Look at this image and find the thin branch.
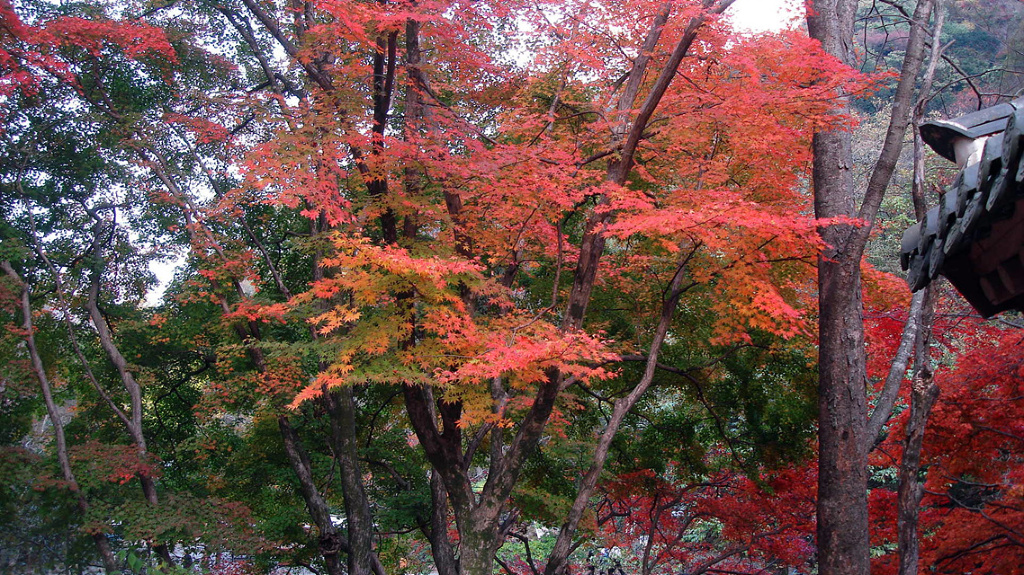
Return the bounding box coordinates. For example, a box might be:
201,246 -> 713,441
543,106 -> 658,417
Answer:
866,289 -> 926,446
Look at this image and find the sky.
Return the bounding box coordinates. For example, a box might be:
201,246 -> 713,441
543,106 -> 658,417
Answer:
728,0 -> 803,33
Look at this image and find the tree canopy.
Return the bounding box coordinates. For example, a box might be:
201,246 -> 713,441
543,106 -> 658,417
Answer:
1,0 -> 1023,574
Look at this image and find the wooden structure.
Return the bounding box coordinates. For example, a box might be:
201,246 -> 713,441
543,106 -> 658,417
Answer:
900,97 -> 1024,317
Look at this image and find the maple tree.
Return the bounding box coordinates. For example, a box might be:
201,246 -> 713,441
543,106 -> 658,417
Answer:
916,324 -> 1024,573
211,1 -> 863,573
859,301 -> 1024,575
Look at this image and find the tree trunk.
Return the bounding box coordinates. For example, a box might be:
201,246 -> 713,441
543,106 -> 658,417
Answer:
897,9 -> 946,564
897,287 -> 937,575
896,286 -> 939,575
458,529 -> 504,575
425,471 -> 459,575
278,416 -> 347,575
814,247 -> 871,575
806,3 -> 866,573
2,261 -> 119,574
896,383 -> 938,575
806,1 -> 934,574
84,217 -> 176,567
325,388 -> 376,575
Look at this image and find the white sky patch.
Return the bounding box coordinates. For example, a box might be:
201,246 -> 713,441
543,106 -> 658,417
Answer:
146,253 -> 186,307
727,0 -> 803,34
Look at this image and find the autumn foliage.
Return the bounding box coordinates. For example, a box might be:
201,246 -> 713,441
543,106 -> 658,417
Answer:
916,326 -> 1024,572
2,0 -> 1024,574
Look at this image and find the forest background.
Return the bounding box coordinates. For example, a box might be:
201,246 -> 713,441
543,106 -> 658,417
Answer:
1,0 -> 1023,574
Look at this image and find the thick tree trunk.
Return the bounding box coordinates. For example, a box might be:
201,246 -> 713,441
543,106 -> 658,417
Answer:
325,388 -> 376,575
458,529 -> 505,575
809,84 -> 868,570
806,1 -> 934,574
815,248 -> 872,575
278,416 -> 347,575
